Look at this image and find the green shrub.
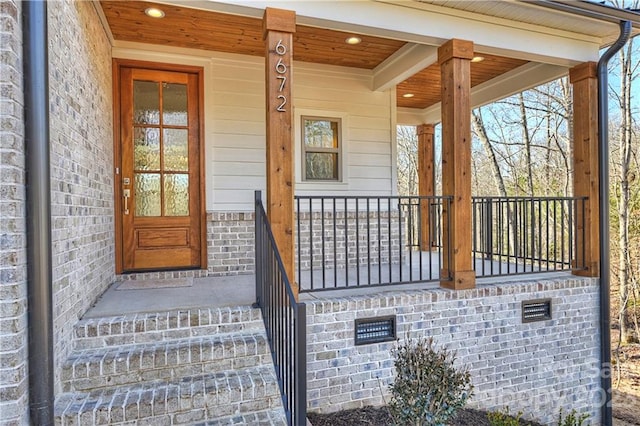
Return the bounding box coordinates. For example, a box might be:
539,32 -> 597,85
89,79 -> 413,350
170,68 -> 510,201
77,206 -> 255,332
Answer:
487,407 -> 523,426
388,336 -> 473,426
557,409 -> 589,426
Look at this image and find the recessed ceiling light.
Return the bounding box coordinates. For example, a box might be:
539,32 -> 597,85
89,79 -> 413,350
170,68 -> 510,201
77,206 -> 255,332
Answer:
402,93 -> 415,98
145,7 -> 165,18
345,36 -> 362,45
471,56 -> 485,63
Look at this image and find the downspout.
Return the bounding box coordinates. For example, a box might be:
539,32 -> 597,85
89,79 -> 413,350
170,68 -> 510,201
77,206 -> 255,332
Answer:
597,20 -> 631,426
23,1 -> 54,424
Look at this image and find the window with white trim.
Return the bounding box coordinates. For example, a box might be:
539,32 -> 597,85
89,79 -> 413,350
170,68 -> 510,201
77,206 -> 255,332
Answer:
302,116 -> 342,181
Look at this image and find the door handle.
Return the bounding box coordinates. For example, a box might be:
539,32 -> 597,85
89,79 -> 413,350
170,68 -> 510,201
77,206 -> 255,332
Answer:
123,189 -> 130,215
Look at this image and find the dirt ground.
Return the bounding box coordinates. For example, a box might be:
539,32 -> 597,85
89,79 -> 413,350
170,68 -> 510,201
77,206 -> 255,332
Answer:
613,342 -> 640,425
307,406 -> 544,426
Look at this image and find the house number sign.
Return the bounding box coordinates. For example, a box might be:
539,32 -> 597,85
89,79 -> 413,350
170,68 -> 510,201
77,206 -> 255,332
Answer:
274,39 -> 288,112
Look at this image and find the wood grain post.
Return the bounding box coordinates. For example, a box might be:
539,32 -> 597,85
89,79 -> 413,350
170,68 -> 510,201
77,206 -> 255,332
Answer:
570,62 -> 599,277
417,124 -> 436,251
263,8 -> 297,295
438,39 -> 476,290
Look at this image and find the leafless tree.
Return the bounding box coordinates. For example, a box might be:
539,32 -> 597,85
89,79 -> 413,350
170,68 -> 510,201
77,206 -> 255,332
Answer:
397,125 -> 419,196
609,4 -> 640,343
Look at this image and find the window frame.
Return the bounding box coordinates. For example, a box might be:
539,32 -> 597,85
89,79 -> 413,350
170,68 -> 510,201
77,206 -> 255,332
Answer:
301,115 -> 343,182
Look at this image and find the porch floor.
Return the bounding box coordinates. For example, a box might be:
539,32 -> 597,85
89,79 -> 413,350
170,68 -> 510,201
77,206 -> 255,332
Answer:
296,250 -> 568,293
83,274 -> 256,318
84,266 -> 574,319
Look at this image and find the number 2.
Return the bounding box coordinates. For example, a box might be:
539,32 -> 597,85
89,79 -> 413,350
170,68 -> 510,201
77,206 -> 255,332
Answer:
277,95 -> 286,112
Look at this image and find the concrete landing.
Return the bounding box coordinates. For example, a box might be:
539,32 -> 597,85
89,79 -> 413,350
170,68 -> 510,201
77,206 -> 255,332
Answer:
84,274 -> 256,318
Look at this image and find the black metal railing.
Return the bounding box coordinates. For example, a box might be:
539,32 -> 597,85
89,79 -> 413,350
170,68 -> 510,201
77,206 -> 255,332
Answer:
255,191 -> 306,426
295,195 -> 452,292
472,196 -> 587,276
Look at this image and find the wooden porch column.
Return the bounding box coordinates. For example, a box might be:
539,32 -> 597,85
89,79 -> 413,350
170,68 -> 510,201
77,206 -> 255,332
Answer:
417,124 -> 436,250
570,62 -> 599,277
263,8 -> 297,293
438,39 -> 476,290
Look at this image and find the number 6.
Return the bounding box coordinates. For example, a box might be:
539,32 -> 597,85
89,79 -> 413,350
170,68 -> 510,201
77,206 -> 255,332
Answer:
275,39 -> 287,55
276,58 -> 287,74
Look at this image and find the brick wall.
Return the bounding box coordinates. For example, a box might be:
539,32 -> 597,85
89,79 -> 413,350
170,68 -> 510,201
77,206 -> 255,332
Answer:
0,1 -> 29,424
305,276 -> 601,424
207,212 -> 256,275
296,211 -> 403,271
205,210 -> 405,277
48,1 -> 114,393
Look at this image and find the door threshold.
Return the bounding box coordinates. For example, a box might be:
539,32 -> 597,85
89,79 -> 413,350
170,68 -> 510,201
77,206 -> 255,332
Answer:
117,269 -> 210,281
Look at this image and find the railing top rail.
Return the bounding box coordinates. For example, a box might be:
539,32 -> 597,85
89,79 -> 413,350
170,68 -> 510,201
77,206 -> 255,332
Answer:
472,195 -> 588,201
293,194 -> 585,201
294,195 -> 453,200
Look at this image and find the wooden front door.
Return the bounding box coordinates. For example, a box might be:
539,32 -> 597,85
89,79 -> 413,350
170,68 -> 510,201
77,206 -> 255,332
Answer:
116,62 -> 204,272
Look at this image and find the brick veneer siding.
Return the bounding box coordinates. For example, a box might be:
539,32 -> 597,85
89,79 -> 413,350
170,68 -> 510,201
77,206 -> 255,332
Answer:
48,0 -> 114,394
205,210 -> 405,277
296,211 -> 403,271
306,277 -> 601,424
0,1 -> 29,424
207,212 -> 256,275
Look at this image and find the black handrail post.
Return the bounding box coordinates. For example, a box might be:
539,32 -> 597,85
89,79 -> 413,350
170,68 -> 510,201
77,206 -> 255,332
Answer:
255,190 -> 262,306
295,303 -> 307,426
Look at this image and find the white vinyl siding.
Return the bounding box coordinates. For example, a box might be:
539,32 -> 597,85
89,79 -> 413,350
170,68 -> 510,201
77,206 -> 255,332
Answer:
206,53 -> 395,211
207,55 -> 266,211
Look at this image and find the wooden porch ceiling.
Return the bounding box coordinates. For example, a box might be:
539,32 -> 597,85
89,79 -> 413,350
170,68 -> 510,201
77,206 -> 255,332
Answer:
100,1 -> 527,110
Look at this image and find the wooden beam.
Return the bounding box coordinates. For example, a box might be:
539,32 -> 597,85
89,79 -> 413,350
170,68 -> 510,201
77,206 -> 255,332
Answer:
438,39 -> 476,290
570,61 -> 599,277
373,43 -> 438,92
397,63 -> 569,126
417,124 -> 436,250
263,8 -> 297,295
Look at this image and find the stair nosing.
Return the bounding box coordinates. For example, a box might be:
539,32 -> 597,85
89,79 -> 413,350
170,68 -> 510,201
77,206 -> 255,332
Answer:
55,366 -> 282,420
73,306 -> 265,350
62,331 -> 272,392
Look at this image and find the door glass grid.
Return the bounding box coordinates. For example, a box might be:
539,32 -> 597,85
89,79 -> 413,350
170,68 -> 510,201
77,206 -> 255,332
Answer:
133,80 -> 190,217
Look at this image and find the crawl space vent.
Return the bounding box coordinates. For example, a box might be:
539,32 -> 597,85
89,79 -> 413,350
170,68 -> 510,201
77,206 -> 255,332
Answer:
522,299 -> 552,323
355,316 -> 396,345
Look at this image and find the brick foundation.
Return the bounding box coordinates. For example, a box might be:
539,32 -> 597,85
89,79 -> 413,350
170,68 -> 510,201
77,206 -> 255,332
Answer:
305,276 -> 601,424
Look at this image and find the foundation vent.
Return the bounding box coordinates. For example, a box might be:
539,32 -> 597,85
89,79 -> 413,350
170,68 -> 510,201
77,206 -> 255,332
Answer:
522,299 -> 552,323
355,316 -> 396,345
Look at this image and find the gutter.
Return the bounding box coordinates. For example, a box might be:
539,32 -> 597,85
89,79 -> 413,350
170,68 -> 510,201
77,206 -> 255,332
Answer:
23,1 -> 54,424
524,0 -> 640,27
597,20 -> 632,426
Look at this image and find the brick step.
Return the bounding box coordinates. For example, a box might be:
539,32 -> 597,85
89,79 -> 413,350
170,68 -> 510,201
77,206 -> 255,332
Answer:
54,366 -> 285,426
193,408 -> 288,425
73,306 -> 263,350
62,332 -> 270,392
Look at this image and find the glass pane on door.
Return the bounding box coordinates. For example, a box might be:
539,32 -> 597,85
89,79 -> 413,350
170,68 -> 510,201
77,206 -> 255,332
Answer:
163,83 -> 188,126
135,173 -> 161,217
134,127 -> 160,170
133,81 -> 160,125
163,128 -> 189,171
164,174 -> 189,216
